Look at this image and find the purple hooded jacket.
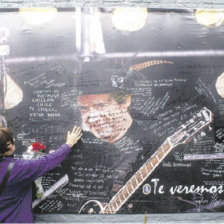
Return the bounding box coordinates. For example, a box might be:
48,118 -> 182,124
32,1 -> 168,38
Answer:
0,143 -> 71,223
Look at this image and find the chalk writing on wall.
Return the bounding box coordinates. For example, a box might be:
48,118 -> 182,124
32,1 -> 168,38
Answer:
2,8 -> 224,214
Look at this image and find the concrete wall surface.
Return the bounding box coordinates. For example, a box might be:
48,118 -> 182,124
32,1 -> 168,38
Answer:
34,213 -> 224,223
0,0 -> 223,8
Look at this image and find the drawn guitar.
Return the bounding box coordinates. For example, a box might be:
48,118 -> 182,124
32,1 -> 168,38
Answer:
79,107 -> 213,214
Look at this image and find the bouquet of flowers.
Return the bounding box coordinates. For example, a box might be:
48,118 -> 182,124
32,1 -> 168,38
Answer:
24,142 -> 46,199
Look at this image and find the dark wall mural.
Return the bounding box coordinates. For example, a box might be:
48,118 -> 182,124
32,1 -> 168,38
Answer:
1,7 -> 224,214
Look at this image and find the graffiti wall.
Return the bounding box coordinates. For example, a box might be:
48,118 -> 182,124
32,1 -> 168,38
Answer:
1,8 -> 224,213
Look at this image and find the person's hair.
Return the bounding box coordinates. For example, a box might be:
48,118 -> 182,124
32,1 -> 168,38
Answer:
0,127 -> 13,154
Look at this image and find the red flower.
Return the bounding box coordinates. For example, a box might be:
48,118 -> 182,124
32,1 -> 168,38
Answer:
31,142 -> 46,151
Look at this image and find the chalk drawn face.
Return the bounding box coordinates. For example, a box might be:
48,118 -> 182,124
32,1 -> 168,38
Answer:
77,93 -> 133,143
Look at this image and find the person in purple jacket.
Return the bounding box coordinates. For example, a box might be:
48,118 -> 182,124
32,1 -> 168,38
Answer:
0,125 -> 82,223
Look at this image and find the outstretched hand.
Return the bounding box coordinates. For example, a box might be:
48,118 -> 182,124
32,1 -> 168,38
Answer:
66,126 -> 82,147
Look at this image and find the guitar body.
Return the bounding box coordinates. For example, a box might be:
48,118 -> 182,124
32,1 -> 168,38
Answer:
79,200 -> 106,214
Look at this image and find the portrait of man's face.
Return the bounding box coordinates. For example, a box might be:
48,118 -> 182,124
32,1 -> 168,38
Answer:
77,93 -> 133,143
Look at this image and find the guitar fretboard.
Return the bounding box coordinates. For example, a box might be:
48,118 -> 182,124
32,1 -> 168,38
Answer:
104,140 -> 171,214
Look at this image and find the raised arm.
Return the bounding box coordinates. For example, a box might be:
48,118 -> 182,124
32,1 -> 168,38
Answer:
10,126 -> 82,187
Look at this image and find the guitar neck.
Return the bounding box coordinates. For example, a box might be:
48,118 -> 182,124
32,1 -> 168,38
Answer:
104,139 -> 172,214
